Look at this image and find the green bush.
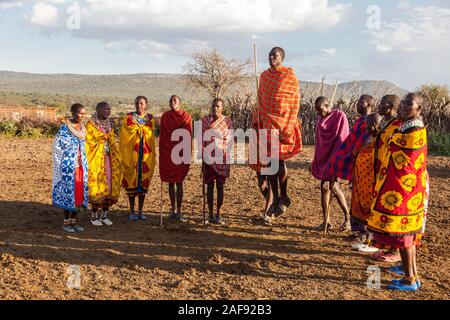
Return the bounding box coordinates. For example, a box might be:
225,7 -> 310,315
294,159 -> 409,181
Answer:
0,120 -> 19,137
428,131 -> 450,156
0,118 -> 60,138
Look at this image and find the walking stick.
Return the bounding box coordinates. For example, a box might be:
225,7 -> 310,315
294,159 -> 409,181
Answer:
253,37 -> 272,221
323,81 -> 339,236
160,179 -> 163,227
202,161 -> 206,227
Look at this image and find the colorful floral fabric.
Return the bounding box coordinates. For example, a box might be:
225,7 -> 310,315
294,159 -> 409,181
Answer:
85,120 -> 122,205
368,120 -> 428,236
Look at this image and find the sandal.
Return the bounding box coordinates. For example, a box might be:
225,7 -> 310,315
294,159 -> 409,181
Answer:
260,198 -> 279,220
70,219 -> 84,232
137,214 -> 148,221
339,221 -> 351,232
168,210 -> 178,220
392,278 -> 421,289
381,253 -> 401,263
63,224 -> 77,233
316,222 -> 333,231
371,251 -> 401,263
215,216 -> 225,225
358,244 -> 379,253
387,278 -> 419,291
176,212 -> 188,223
91,218 -> 103,227
264,214 -> 274,225
274,197 -> 291,217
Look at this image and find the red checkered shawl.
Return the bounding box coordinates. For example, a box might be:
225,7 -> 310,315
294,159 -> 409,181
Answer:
253,66 -> 302,162
159,109 -> 192,183
201,114 -> 233,179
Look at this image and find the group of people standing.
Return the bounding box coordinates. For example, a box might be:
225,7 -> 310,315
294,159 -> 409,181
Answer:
311,92 -> 428,292
51,47 -> 428,292
52,94 -> 233,228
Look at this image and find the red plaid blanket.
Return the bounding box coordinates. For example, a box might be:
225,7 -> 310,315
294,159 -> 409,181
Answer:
253,66 -> 302,162
159,109 -> 192,183
201,114 -> 233,179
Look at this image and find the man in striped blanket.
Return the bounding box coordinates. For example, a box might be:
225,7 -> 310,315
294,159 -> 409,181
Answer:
252,47 -> 302,223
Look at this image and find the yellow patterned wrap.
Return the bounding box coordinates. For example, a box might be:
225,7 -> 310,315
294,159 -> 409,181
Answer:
85,121 -> 122,204
119,113 -> 156,194
368,124 -> 428,236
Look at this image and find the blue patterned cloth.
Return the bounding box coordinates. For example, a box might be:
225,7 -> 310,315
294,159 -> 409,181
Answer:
52,124 -> 89,212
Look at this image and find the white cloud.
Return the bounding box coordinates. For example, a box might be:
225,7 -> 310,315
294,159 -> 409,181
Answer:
29,2 -> 59,27
370,6 -> 450,53
0,1 -> 22,10
25,0 -> 350,58
75,0 -> 349,33
364,6 -> 450,89
322,48 -> 337,56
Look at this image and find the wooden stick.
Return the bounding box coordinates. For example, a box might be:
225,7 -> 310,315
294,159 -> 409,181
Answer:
160,180 -> 163,226
343,81 -> 356,97
253,42 -> 259,92
253,40 -> 267,220
320,76 -> 326,96
202,162 -> 206,227
303,83 -> 309,99
330,78 -> 339,108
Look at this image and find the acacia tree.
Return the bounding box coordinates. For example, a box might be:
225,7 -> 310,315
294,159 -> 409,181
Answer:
183,49 -> 251,99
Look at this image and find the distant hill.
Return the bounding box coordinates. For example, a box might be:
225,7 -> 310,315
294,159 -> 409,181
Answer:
0,71 -> 408,110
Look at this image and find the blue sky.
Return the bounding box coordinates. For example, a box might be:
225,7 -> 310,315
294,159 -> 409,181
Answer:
0,0 -> 449,90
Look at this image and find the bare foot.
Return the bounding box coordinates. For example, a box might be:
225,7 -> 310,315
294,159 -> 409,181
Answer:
316,222 -> 333,231
339,221 -> 351,232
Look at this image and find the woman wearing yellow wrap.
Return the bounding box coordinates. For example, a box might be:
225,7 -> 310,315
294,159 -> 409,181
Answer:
86,102 -> 122,226
119,96 -> 156,221
368,93 -> 429,291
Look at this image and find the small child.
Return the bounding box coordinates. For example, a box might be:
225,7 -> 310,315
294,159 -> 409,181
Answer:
200,98 -> 233,225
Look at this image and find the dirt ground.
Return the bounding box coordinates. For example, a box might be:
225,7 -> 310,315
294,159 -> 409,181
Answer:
0,136 -> 449,300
